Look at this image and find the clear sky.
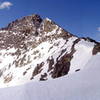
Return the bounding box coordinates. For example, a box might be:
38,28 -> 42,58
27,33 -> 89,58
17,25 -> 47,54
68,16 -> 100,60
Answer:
0,0 -> 100,41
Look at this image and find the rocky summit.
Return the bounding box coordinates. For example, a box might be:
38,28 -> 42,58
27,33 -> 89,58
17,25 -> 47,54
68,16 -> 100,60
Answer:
0,14 -> 100,88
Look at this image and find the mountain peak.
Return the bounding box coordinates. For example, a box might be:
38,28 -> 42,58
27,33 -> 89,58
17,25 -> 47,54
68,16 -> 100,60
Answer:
0,14 -> 72,49
1,14 -> 42,31
0,14 -> 100,88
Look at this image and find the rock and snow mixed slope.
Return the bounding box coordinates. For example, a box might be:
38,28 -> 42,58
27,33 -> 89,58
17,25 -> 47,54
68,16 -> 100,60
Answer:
0,54 -> 100,100
0,14 -> 100,88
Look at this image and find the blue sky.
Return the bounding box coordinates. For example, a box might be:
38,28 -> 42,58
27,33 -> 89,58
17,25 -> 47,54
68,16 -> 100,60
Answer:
0,0 -> 100,41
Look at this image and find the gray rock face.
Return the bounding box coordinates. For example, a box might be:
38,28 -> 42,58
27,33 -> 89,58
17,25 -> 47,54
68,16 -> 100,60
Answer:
4,14 -> 42,32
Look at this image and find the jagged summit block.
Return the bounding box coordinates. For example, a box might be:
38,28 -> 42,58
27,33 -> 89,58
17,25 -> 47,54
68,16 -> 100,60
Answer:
0,14 -> 100,88
4,14 -> 42,32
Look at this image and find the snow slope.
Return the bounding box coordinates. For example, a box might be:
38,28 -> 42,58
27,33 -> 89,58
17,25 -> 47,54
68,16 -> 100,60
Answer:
0,53 -> 100,100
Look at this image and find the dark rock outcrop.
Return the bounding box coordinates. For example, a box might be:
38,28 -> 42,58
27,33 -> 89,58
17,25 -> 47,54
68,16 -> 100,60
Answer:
92,43 -> 100,55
